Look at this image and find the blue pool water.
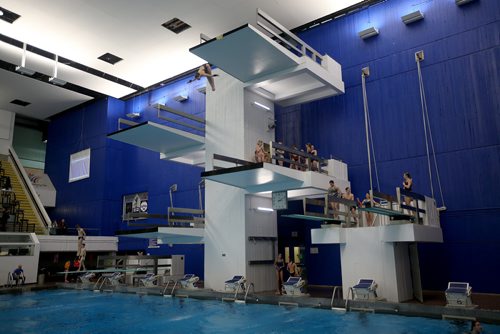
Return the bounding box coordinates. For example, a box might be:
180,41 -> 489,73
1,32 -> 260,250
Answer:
0,290 -> 499,334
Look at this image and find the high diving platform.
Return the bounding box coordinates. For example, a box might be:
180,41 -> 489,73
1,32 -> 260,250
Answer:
107,120 -> 205,167
116,227 -> 204,244
190,9 -> 344,106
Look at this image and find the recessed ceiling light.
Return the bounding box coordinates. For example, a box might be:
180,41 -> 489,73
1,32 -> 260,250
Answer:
0,6 -> 21,23
162,18 -> 191,34
10,99 -> 31,107
98,52 -> 123,65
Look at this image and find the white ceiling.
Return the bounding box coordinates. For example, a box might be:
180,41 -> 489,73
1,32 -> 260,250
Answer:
0,0 -> 363,120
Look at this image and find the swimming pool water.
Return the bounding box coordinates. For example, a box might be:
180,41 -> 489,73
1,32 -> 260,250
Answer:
0,290 -> 499,334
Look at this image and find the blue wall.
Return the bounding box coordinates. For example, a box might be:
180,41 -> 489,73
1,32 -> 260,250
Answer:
276,0 -> 500,292
45,75 -> 207,278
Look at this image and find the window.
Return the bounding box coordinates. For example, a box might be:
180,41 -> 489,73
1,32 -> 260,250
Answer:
69,148 -> 90,183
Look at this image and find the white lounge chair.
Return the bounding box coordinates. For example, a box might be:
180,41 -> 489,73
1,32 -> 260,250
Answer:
352,279 -> 378,301
445,282 -> 472,307
224,275 -> 246,292
140,273 -> 159,287
283,276 -> 306,296
179,274 -> 199,289
78,272 -> 95,284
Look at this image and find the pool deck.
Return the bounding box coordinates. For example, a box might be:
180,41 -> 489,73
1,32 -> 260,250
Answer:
2,283 -> 500,324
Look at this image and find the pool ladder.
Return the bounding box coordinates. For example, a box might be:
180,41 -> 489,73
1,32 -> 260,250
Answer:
330,285 -> 345,311
162,279 -> 178,297
222,282 -> 254,303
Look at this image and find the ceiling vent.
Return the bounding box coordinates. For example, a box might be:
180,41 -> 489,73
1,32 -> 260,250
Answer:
98,53 -> 123,65
10,99 -> 31,107
0,6 -> 21,24
162,18 -> 191,34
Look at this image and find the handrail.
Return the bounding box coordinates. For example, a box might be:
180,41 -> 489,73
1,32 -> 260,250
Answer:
153,103 -> 205,133
257,8 -> 323,64
162,279 -> 176,296
345,287 -> 354,310
117,118 -> 139,131
243,282 -> 255,302
8,147 -> 50,233
213,154 -> 254,167
330,285 -> 343,308
269,141 -> 327,173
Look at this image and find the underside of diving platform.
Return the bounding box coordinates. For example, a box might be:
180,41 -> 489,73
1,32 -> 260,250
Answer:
202,162 -> 332,196
190,24 -> 344,106
107,121 -> 205,167
116,227 -> 204,244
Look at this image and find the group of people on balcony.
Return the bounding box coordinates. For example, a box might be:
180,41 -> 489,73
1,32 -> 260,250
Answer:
254,140 -> 320,172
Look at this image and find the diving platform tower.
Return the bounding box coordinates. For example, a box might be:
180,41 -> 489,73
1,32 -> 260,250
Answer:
191,9 -> 345,292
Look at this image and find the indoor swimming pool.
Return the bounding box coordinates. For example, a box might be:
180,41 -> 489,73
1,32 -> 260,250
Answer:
1,290 -> 499,334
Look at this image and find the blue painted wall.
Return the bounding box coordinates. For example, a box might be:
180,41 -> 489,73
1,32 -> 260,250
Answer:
45,75 -> 207,278
276,0 -> 500,292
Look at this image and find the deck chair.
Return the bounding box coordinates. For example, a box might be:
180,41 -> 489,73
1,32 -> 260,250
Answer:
102,272 -> 123,286
283,276 -> 306,296
78,272 -> 95,284
224,275 -> 246,292
179,274 -> 199,289
352,279 -> 378,301
445,282 -> 472,307
139,273 -> 159,287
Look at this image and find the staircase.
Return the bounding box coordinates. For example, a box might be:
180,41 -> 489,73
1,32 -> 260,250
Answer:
1,160 -> 46,234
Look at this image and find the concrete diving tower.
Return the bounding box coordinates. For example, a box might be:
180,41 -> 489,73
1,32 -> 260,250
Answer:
190,9 -> 344,107
107,103 -> 206,167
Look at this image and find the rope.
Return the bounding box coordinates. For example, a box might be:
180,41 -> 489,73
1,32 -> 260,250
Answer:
362,70 -> 380,193
416,56 -> 446,208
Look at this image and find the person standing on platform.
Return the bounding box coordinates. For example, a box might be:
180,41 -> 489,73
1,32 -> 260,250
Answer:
328,180 -> 340,218
78,243 -> 87,271
76,224 -> 86,257
402,172 -> 413,206
274,253 -> 285,295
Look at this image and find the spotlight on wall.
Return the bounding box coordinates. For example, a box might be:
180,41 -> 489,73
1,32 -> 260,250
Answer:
197,86 -> 206,95
15,66 -> 35,76
358,27 -> 379,40
173,94 -> 188,102
126,112 -> 141,119
456,0 -> 477,6
253,101 -> 271,111
48,77 -> 67,86
401,10 -> 424,24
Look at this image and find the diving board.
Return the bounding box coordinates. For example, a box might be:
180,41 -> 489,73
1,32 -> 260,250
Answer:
116,227 -> 204,244
190,9 -> 344,106
107,121 -> 205,166
358,206 -> 414,221
202,162 -> 340,194
282,213 -> 342,223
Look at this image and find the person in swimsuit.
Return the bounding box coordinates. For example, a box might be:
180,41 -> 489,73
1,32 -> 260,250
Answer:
255,140 -> 266,163
290,145 -> 299,170
76,224 -> 86,257
188,63 -> 218,91
343,187 -> 357,224
275,253 -> 285,294
287,259 -> 297,277
402,172 -> 413,206
361,192 -> 374,226
328,180 -> 341,218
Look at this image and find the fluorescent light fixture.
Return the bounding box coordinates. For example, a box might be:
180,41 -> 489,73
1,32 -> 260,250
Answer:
15,66 -> 35,76
0,10 -> 3,16
253,101 -> 271,111
358,27 -> 379,39
456,0 -> 477,5
401,10 -> 424,24
173,94 -> 188,102
49,77 -> 67,86
256,207 -> 274,212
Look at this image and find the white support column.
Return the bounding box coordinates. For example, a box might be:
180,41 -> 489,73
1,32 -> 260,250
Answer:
204,70 -> 276,291
0,109 -> 15,155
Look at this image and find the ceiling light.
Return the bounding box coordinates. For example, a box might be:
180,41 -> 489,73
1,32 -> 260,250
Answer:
456,0 -> 477,5
256,207 -> 274,212
401,10 -> 424,24
173,94 -> 188,102
253,101 -> 271,111
0,10 -> 3,16
358,27 -> 379,39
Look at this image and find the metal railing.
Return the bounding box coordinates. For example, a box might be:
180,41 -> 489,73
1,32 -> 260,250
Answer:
330,285 -> 343,308
8,148 -> 50,233
256,9 -> 324,65
153,103 -> 206,133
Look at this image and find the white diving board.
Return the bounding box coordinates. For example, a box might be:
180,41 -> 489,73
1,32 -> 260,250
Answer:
190,23 -> 344,106
116,227 -> 204,245
107,121 -> 205,167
